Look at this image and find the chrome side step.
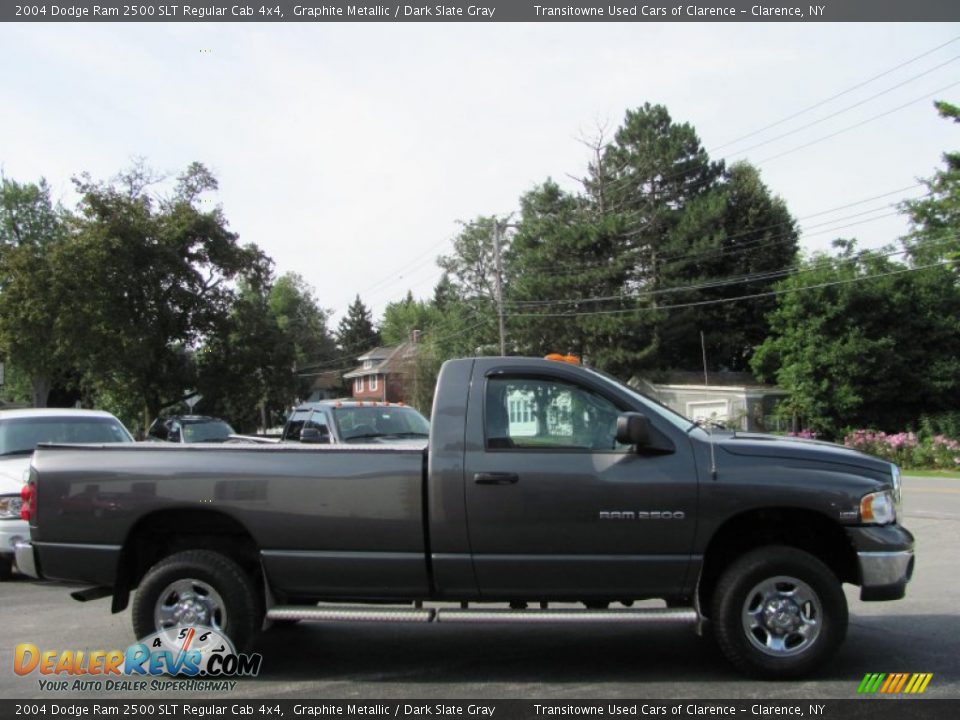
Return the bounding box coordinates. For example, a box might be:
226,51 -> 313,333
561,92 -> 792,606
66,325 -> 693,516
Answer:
436,607 -> 697,624
267,605 -> 697,625
268,606 -> 435,623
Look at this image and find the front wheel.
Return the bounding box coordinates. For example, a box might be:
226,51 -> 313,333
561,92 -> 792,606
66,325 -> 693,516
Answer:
711,546 -> 847,678
132,550 -> 261,651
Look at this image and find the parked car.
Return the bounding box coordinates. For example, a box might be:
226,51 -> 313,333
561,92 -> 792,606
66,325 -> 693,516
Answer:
281,400 -> 430,444
18,357 -> 912,677
147,415 -> 235,443
0,408 -> 133,579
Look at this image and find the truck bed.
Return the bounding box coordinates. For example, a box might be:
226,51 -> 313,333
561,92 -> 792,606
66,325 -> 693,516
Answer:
31,442 -> 430,598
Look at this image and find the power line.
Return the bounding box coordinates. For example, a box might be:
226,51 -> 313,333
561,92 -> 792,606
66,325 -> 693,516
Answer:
726,55 -> 960,158
757,80 -> 960,164
584,70 -> 958,205
710,35 -> 960,152
510,195 -> 921,279
505,239 -> 951,309
505,260 -> 955,319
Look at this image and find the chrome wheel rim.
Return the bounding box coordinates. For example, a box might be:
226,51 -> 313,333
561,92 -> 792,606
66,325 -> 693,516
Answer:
154,578 -> 226,632
741,575 -> 822,657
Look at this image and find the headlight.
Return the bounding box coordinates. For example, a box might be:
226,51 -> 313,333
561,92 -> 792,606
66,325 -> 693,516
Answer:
860,490 -> 896,525
0,495 -> 23,519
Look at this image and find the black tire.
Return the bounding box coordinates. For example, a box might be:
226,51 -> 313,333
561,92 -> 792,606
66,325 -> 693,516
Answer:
132,550 -> 261,651
0,556 -> 13,581
711,545 -> 847,679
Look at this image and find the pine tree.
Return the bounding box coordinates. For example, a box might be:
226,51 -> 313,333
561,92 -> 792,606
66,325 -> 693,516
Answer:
336,295 -> 380,355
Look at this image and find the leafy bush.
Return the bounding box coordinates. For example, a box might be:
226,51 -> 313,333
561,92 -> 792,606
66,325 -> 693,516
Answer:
843,429 -> 960,470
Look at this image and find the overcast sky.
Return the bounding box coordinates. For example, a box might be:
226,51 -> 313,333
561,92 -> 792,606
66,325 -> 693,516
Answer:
2,21 -> 958,324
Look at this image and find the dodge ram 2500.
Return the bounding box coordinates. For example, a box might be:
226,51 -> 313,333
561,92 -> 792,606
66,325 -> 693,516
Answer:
16,357 -> 914,678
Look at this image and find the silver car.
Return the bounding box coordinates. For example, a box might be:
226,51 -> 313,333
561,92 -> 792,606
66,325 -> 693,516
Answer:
0,408 -> 133,579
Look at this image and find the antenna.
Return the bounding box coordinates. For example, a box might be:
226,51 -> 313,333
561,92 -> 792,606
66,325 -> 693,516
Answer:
701,331 -> 718,480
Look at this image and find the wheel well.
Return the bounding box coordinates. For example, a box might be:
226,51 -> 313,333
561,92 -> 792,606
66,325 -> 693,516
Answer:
112,509 -> 260,613
697,508 -> 858,615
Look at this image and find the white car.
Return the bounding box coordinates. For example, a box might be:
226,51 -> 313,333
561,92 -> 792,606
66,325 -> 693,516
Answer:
0,408 -> 134,579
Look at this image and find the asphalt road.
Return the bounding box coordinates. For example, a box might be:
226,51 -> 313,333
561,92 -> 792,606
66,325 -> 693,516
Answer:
1,474 -> 957,700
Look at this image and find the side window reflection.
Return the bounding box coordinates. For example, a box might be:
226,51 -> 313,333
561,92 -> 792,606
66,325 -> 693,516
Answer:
485,376 -> 629,451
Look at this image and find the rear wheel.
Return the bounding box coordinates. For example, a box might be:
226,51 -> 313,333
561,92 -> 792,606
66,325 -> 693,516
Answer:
711,545 -> 847,678
0,556 -> 13,581
132,550 -> 261,650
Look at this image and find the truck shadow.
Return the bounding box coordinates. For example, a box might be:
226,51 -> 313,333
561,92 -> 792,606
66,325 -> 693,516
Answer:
245,613 -> 960,686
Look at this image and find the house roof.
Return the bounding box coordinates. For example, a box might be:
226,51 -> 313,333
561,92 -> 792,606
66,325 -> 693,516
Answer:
309,370 -> 342,391
343,342 -> 418,379
647,371 -> 773,389
356,346 -> 395,361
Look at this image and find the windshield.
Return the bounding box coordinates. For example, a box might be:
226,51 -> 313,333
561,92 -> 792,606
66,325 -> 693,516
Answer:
333,406 -> 430,442
181,419 -> 235,443
0,416 -> 133,456
581,366 -> 699,433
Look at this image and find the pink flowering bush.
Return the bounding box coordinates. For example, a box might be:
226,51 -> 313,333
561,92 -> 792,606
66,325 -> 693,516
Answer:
787,429 -> 820,440
844,429 -> 960,469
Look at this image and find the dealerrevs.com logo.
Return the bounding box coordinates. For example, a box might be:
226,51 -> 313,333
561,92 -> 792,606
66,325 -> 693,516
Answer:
14,626 -> 262,692
857,672 -> 934,695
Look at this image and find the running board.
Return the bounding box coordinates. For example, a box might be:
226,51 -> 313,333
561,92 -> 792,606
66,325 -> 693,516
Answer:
267,605 -> 697,625
268,606 -> 435,623
436,607 -> 697,624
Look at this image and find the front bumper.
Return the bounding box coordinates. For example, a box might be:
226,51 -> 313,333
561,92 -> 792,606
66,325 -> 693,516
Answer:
0,519 -> 28,558
847,525 -> 915,601
14,541 -> 38,579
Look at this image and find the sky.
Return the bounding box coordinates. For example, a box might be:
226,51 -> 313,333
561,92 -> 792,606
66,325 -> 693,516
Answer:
2,21 -> 959,325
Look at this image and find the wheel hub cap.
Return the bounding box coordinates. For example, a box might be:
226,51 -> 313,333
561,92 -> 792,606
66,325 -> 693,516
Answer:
763,598 -> 802,633
154,578 -> 226,633
741,575 -> 822,657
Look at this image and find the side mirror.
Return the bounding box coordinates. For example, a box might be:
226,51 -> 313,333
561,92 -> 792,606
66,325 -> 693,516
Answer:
616,412 -> 650,448
300,427 -> 329,444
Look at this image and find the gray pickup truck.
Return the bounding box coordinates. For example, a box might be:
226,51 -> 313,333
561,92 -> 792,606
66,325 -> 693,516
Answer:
16,357 -> 913,678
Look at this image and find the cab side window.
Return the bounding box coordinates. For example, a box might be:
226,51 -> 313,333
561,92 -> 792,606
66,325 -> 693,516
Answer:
485,376 -> 629,451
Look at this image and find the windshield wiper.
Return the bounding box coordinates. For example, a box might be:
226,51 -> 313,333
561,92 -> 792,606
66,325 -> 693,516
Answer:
0,449 -> 35,457
381,432 -> 429,437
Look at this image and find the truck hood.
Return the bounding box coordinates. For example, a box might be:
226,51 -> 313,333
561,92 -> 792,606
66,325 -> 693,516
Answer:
0,456 -> 30,495
718,432 -> 891,474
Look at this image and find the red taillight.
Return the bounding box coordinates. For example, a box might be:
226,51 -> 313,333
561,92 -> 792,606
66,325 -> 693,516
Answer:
20,482 -> 34,521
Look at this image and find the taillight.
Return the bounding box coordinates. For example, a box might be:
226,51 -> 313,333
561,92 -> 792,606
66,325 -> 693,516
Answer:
20,481 -> 35,521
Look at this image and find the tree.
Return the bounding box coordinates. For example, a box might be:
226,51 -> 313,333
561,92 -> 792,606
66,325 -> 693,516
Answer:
0,177 -> 70,407
195,277 -> 293,432
336,295 -> 380,355
901,101 -> 960,271
656,162 -> 800,371
269,273 -> 337,398
61,161 -> 267,430
506,180 -> 630,365
380,291 -> 439,346
194,271 -> 337,432
505,110 -> 797,376
588,103 -> 724,371
752,241 -> 960,437
431,273 -> 457,312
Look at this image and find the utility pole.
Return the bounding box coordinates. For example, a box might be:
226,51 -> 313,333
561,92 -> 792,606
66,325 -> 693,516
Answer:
460,215 -> 514,356
492,218 -> 507,356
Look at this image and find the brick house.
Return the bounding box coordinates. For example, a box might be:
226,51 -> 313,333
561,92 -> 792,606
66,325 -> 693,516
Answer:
342,340 -> 419,404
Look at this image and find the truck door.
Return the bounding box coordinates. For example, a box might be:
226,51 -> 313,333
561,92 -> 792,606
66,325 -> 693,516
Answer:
463,369 -> 698,599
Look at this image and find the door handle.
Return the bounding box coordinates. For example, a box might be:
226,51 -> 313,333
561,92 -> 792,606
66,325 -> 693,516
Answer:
474,472 -> 519,485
